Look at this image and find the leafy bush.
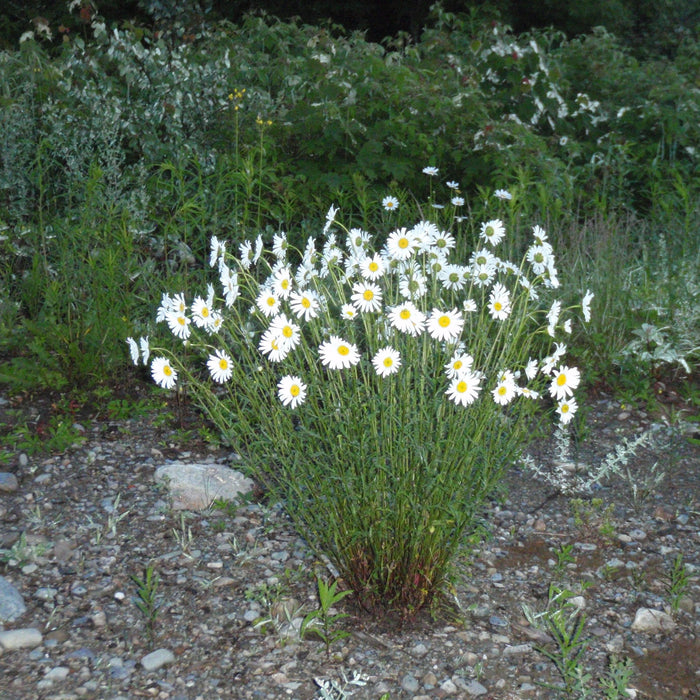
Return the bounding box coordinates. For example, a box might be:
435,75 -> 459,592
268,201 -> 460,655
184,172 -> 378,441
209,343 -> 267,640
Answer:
134,193 -> 590,611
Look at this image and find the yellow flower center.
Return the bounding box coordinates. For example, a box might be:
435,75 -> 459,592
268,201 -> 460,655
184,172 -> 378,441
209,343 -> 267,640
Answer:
557,374 -> 567,386
177,316 -> 186,326
369,261 -> 379,272
281,279 -> 289,289
383,357 -> 393,368
271,339 -> 279,350
338,345 -> 349,356
282,326 -> 293,338
438,315 -> 451,328
398,237 -> 409,249
266,297 -> 276,307
498,386 -> 507,395
202,307 -> 210,317
219,359 -> 228,370
457,381 -> 467,393
400,309 -> 411,320
494,302 -> 502,311
164,365 -> 172,377
454,360 -> 463,371
301,297 -> 311,308
561,403 -> 570,413
363,289 -> 374,301
290,385 -> 300,397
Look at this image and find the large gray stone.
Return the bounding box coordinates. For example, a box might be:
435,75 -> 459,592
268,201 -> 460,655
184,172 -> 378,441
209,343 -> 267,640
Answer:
631,607 -> 676,633
141,647 -> 175,671
154,462 -> 254,510
0,576 -> 26,623
0,472 -> 18,492
0,627 -> 42,650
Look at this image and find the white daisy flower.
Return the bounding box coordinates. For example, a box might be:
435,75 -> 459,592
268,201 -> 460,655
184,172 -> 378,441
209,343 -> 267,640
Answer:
431,229 -> 456,252
220,264 -> 239,307
269,314 -> 301,352
272,232 -> 288,260
398,270 -> 427,300
347,228 -> 371,254
340,303 -> 358,320
463,298 -> 478,313
289,289 -> 321,322
389,302 -> 426,336
126,337 -> 139,366
549,365 -> 581,401
166,310 -> 191,340
252,235 -> 263,266
323,204 -> 339,234
318,336 -> 360,370
151,357 -> 177,389
556,396 -> 578,424
446,180 -> 459,189
208,311 -> 223,334
546,300 -> 561,336
272,267 -> 293,299
422,166 -> 439,176
427,308 -> 464,342
359,254 -> 385,281
494,189 -> 512,200
492,371 -> 517,405
256,289 -> 281,318
372,347 -> 401,378
209,236 -> 226,268
582,289 -> 594,323
277,375 -> 307,409
351,282 -> 383,314
382,195 -> 399,211
487,282 -> 511,320
192,295 -> 215,329
518,385 -> 540,399
139,336 -> 150,365
386,227 -> 418,262
411,221 -> 440,251
527,243 -> 553,275
479,219 -> 506,246
207,349 -> 233,383
451,196 -> 465,207
446,371 -> 481,406
532,225 -> 549,245
525,358 -> 538,380
258,329 -> 289,363
239,240 -> 254,270
439,264 -> 467,292
445,352 -> 474,379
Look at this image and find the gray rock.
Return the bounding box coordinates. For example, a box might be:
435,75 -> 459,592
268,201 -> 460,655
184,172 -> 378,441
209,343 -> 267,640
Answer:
410,642 -> 429,657
0,627 -> 43,650
155,462 -> 254,510
44,666 -> 70,681
141,647 -> 176,671
502,643 -> 532,656
463,679 -> 488,696
631,607 -> 676,633
0,576 -> 26,622
440,679 -> 458,695
400,673 -> 419,693
0,472 -> 18,492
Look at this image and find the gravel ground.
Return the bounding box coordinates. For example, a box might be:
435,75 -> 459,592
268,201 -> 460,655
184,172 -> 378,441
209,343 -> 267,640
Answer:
0,384 -> 698,700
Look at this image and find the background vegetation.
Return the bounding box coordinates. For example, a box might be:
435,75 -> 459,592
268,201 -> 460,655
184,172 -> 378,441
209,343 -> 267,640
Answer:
0,1 -> 698,413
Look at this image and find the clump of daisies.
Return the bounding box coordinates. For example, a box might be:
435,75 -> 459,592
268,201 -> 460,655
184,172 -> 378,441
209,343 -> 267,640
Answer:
130,201 -> 592,613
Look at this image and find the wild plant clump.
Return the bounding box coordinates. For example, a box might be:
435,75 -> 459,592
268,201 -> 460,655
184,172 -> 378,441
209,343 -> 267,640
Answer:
132,178 -> 592,613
